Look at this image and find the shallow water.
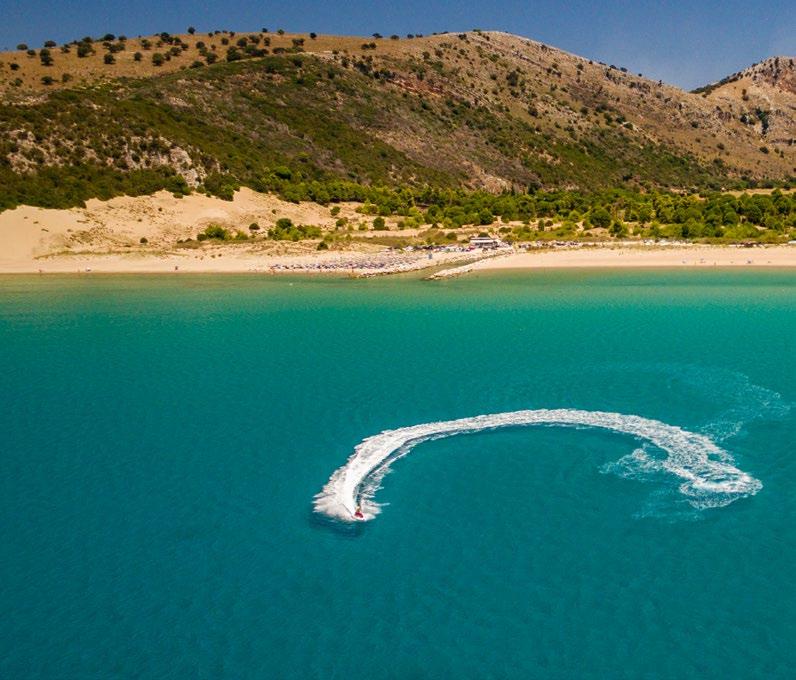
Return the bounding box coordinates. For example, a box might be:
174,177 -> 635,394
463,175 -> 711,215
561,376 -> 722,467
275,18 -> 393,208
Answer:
0,271 -> 794,678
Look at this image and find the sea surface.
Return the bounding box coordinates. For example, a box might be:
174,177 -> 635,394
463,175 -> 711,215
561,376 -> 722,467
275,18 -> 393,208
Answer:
0,270 -> 794,679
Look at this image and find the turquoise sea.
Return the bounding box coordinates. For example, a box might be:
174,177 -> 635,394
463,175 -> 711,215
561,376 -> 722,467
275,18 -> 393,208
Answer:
0,270 -> 794,679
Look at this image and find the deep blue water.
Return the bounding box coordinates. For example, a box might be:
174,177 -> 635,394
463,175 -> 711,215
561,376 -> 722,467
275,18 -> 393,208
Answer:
0,271 -> 794,679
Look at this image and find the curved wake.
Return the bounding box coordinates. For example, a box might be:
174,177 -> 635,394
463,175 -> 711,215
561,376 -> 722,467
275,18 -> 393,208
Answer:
313,409 -> 761,522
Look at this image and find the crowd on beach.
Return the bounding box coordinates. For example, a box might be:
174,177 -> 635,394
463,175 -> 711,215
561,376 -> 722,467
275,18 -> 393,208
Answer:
252,247 -> 504,276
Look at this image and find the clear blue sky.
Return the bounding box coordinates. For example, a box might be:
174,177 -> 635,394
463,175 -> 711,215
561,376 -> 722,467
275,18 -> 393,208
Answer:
1,0 -> 794,89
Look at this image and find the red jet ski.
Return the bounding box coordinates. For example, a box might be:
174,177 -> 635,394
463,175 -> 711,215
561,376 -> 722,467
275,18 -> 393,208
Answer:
354,505 -> 365,519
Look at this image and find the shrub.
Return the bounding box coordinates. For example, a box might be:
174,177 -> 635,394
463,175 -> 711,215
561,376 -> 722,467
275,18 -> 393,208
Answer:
269,220 -> 322,241
187,26 -> 196,35
609,220 -> 628,237
133,52 -> 142,62
76,42 -> 93,58
44,40 -> 57,48
373,216 -> 386,230
16,43 -> 28,51
273,166 -> 292,180
41,75 -> 54,85
587,206 -> 612,228
197,224 -> 230,240
139,236 -> 148,244
39,49 -> 54,66
152,53 -> 165,66
249,222 -> 260,231
104,53 -> 115,65
203,173 -> 238,200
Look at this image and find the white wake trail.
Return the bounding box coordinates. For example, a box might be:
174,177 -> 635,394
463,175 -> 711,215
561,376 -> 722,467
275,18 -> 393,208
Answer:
313,409 -> 761,522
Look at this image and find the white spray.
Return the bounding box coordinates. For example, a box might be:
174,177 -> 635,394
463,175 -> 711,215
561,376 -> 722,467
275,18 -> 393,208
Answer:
313,409 -> 761,522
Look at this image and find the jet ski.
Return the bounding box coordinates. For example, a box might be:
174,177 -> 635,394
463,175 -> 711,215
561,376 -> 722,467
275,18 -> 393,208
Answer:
354,505 -> 365,520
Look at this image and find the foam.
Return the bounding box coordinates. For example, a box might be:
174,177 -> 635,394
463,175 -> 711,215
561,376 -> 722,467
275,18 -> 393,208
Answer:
313,409 -> 762,522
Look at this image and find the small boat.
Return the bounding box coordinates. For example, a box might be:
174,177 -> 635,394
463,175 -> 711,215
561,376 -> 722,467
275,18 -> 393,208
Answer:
354,505 -> 364,519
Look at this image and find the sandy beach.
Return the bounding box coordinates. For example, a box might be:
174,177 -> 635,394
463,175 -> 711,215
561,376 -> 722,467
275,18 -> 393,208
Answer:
464,245 -> 796,272
0,248 -> 480,276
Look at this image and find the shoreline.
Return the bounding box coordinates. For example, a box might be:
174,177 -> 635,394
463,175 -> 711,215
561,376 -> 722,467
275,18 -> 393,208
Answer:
1,245 -> 794,276
444,244 -> 796,275
0,249 -> 489,276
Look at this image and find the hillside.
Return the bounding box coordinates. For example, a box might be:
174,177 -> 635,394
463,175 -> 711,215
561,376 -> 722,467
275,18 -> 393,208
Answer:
700,57 -> 796,153
1,29 -> 795,211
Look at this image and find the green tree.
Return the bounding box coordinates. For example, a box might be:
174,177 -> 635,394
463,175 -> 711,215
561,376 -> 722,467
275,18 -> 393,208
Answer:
588,207 -> 612,228
609,220 -> 628,237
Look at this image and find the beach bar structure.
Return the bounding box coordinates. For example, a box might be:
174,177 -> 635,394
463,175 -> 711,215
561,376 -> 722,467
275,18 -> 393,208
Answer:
469,236 -> 502,249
